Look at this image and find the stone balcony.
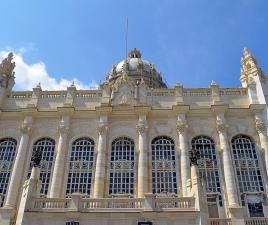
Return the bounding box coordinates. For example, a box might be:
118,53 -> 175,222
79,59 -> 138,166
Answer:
28,194 -> 196,213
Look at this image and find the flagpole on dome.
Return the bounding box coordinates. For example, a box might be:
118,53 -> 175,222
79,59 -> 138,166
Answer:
125,17 -> 128,60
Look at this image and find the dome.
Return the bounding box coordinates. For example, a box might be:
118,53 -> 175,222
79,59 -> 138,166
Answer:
104,48 -> 167,88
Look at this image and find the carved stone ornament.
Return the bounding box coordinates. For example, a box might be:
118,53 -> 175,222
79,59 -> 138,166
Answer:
112,74 -> 134,91
255,119 -> 267,134
176,121 -> 188,134
20,123 -> 32,134
216,120 -> 228,133
98,123 -> 108,134
136,123 -> 148,134
0,52 -> 15,89
59,121 -> 69,134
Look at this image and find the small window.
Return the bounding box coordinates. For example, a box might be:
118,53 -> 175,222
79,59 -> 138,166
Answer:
66,222 -> 79,225
138,222 -> 153,225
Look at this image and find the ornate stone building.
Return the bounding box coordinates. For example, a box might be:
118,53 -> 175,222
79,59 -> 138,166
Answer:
0,48 -> 268,225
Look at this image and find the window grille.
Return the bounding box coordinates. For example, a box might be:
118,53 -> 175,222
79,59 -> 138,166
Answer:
28,138 -> 55,196
231,135 -> 264,205
0,138 -> 17,207
66,138 -> 95,196
151,136 -> 177,194
191,136 -> 221,193
109,137 -> 135,196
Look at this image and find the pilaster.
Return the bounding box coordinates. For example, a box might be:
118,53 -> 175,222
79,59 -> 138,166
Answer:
137,114 -> 148,198
4,116 -> 33,208
49,115 -> 70,198
93,116 -> 109,198
212,106 -> 240,208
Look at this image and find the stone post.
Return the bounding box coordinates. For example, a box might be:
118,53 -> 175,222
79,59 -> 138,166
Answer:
49,116 -> 70,198
216,114 -> 239,207
16,166 -> 41,225
137,114 -> 148,198
4,116 -> 32,208
93,116 -> 108,198
190,161 -> 209,225
176,114 -> 190,196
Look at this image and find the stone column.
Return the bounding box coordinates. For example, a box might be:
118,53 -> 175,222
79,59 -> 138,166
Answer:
49,116 -> 70,198
216,115 -> 239,207
93,118 -> 108,198
4,116 -> 33,208
137,114 -> 148,198
254,114 -> 268,177
176,115 -> 190,197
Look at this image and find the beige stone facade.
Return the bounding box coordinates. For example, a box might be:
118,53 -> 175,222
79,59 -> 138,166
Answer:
0,48 -> 268,225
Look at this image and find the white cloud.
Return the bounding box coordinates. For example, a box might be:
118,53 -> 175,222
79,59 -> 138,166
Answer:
0,49 -> 98,91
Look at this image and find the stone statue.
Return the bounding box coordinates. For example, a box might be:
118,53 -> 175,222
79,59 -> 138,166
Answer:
0,53 -> 16,89
32,149 -> 43,167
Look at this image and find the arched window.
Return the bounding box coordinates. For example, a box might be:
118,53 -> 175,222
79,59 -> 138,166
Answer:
109,137 -> 135,196
191,136 -> 221,193
66,138 -> 95,197
29,137 -> 55,196
231,135 -> 264,209
191,136 -> 222,218
0,138 -> 17,207
151,136 -> 177,194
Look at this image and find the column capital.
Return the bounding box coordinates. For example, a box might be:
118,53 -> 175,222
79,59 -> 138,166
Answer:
58,122 -> 69,135
216,119 -> 228,133
136,123 -> 148,134
98,123 -> 108,134
176,120 -> 188,134
255,118 -> 267,134
20,117 -> 33,135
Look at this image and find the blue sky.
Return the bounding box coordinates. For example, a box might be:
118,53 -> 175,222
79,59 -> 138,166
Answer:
0,0 -> 268,90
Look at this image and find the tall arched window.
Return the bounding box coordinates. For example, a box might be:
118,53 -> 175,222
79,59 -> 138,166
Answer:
231,135 -> 264,216
109,137 -> 135,196
191,135 -> 222,218
191,136 -> 221,193
66,137 -> 95,197
0,138 -> 17,207
151,136 -> 177,194
29,137 -> 55,196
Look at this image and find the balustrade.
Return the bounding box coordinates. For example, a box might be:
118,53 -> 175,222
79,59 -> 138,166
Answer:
245,218 -> 268,225
29,196 -> 195,212
208,218 -> 232,225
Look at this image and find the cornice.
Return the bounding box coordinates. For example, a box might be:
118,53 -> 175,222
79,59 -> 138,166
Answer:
211,104 -> 229,113
172,105 -> 190,114
249,104 -> 266,113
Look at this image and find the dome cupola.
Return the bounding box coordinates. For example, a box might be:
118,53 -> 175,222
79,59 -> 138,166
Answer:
104,48 -> 167,88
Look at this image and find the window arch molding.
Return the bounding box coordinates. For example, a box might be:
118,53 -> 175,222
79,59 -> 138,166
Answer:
0,137 -> 17,207
65,137 -> 96,197
229,133 -> 258,144
27,137 -> 56,197
150,135 -> 179,195
108,136 -> 136,196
